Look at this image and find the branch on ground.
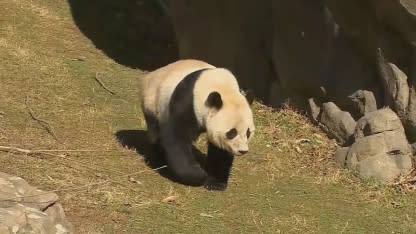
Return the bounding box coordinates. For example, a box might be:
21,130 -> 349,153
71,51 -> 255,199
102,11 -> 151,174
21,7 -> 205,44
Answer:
25,95 -> 59,141
94,72 -> 117,95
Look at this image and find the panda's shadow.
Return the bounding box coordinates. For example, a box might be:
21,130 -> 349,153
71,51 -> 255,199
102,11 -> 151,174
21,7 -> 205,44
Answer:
114,129 -> 206,185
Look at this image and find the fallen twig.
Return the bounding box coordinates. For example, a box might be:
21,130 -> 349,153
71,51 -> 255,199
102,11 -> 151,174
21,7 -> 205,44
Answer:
0,146 -> 124,175
34,149 -> 114,152
94,72 -> 117,95
0,165 -> 167,202
1,145 -> 167,176
25,95 -> 58,141
0,146 -> 31,154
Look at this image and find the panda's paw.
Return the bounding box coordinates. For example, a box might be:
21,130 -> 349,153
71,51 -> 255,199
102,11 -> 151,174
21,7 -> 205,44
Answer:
204,176 -> 227,191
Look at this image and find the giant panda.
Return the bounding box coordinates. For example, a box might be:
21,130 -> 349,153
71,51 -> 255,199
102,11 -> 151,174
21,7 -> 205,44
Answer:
139,59 -> 255,190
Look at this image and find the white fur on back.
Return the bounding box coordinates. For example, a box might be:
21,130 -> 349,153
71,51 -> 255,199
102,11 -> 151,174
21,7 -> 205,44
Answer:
140,59 -> 215,123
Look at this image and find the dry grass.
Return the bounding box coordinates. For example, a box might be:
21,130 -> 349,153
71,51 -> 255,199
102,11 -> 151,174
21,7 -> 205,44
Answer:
1,0 -> 416,233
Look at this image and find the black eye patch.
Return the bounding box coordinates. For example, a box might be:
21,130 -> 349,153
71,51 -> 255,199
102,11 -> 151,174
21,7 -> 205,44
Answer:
226,128 -> 237,139
247,128 -> 251,138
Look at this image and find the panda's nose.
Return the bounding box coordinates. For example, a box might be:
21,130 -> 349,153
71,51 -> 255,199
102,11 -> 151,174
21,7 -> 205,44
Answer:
238,150 -> 248,155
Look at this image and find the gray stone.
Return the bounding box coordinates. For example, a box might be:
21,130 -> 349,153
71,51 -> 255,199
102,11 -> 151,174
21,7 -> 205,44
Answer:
0,172 -> 73,233
308,98 -> 321,123
347,130 -> 410,166
354,108 -> 403,139
320,102 -> 356,145
377,50 -> 410,117
403,86 -> 416,143
358,152 -> 412,182
348,90 -> 377,116
346,112 -> 412,183
335,147 -> 349,167
389,63 -> 409,114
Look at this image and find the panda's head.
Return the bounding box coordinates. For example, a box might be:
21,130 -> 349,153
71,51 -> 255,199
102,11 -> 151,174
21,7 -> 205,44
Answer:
204,89 -> 255,156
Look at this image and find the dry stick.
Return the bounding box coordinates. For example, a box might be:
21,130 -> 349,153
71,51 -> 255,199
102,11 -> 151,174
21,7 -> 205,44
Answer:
40,151 -> 126,175
94,72 -> 129,103
25,95 -> 58,141
0,146 -> 31,154
0,146 -> 125,175
0,165 -> 167,202
0,145 -> 169,189
94,72 -> 117,95
34,149 -> 115,152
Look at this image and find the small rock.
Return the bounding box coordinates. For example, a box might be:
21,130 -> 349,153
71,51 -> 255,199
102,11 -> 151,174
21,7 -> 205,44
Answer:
335,147 -> 349,167
295,138 -> 310,144
348,90 -> 377,116
199,213 -> 214,218
308,98 -> 321,123
0,172 -> 73,233
128,176 -> 142,184
389,63 -> 409,115
162,195 -> 179,204
411,142 -> 416,155
377,50 -> 410,116
403,87 -> 416,142
320,102 -> 356,145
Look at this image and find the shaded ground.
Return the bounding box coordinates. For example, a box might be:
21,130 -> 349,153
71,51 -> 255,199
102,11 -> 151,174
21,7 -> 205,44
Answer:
1,0 -> 416,233
67,0 -> 177,70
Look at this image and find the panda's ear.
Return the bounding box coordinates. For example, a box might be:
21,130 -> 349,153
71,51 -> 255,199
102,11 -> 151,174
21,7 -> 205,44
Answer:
205,91 -> 223,109
241,89 -> 254,105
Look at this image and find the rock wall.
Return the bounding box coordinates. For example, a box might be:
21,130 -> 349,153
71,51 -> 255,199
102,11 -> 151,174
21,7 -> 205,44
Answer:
0,172 -> 73,233
167,0 -> 416,182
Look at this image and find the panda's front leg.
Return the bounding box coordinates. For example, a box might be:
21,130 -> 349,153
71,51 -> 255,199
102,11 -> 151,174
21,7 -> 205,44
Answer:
204,142 -> 234,191
160,125 -> 207,186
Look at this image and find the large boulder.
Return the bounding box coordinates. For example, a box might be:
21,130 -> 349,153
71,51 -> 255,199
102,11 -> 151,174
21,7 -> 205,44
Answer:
341,109 -> 413,182
0,172 -> 73,233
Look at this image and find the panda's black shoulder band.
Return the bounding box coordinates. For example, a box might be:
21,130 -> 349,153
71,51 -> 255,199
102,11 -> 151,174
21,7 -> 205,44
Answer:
168,68 -> 212,139
185,68 -> 212,80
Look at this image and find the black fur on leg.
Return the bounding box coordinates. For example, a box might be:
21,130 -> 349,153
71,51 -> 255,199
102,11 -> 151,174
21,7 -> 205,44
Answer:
204,142 -> 234,191
162,68 -> 211,186
160,124 -> 207,186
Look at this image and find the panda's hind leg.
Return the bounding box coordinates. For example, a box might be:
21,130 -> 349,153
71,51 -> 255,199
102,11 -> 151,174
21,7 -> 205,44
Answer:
204,143 -> 234,191
143,111 -> 159,144
159,124 -> 207,186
